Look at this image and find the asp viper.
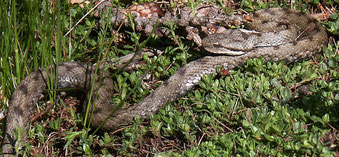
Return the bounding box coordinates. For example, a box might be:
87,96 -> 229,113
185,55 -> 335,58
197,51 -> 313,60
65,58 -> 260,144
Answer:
2,8 -> 328,155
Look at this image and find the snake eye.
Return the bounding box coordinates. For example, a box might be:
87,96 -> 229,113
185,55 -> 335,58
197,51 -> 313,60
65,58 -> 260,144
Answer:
213,43 -> 221,47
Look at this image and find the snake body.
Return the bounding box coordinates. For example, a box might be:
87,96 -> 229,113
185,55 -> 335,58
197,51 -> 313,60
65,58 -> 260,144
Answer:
2,8 -> 328,155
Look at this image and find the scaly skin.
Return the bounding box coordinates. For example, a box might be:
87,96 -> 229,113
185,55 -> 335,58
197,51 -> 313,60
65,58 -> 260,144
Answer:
2,8 -> 328,155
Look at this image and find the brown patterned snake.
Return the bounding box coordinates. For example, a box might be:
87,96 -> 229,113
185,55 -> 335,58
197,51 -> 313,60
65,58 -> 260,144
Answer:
2,8 -> 328,155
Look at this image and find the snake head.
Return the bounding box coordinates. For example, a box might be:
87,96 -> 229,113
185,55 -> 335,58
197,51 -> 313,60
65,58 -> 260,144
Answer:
202,29 -> 261,55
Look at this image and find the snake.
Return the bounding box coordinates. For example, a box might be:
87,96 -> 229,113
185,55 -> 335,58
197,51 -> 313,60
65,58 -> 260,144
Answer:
2,8 -> 328,155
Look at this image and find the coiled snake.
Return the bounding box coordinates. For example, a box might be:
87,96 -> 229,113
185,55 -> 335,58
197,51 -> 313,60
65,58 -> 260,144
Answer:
2,8 -> 328,155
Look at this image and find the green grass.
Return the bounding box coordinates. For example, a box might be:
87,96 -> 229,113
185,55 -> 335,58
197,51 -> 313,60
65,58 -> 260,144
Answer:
0,0 -> 338,156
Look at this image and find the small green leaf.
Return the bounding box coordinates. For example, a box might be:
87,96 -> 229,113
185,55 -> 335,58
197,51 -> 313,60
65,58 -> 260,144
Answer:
322,114 -> 330,123
263,133 -> 274,142
242,120 -> 250,128
280,87 -> 292,100
303,140 -> 313,149
83,143 -> 91,155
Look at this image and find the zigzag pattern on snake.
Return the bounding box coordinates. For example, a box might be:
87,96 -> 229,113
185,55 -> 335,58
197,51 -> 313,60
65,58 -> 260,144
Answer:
2,8 -> 328,155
